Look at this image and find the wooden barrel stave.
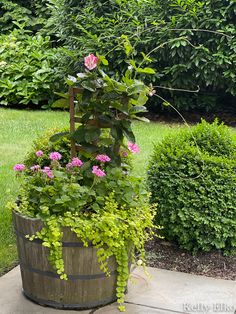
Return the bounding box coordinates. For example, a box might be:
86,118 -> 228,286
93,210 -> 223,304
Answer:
13,210 -> 117,309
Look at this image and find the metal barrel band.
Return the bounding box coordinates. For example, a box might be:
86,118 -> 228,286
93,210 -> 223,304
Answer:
20,263 -> 117,280
14,228 -> 93,247
23,289 -> 117,310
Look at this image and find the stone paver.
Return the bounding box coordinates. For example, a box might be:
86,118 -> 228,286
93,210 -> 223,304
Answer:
127,267 -> 236,314
0,267 -> 90,314
0,266 -> 236,314
95,303 -> 174,313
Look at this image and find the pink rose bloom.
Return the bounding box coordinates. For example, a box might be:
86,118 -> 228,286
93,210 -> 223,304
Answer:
95,154 -> 111,163
42,167 -> 54,179
71,157 -> 83,167
128,142 -> 140,154
35,150 -> 44,157
92,166 -> 106,177
49,152 -> 62,161
13,164 -> 25,172
84,54 -> 98,70
30,165 -> 40,171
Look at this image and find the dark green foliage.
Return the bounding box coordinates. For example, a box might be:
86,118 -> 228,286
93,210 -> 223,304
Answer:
0,0 -> 50,34
152,0 -> 236,111
0,30 -> 65,107
48,0 -> 236,112
147,120 -> 236,253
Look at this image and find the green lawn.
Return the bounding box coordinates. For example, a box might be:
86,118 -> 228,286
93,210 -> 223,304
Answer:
0,107 -> 180,275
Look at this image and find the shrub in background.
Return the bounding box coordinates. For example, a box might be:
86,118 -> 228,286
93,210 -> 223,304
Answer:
0,29 -> 65,107
48,0 -> 236,112
147,120 -> 236,254
0,0 -> 50,34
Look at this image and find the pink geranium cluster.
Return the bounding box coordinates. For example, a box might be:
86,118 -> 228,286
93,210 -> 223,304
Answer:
128,142 -> 140,154
14,149 -> 110,179
13,164 -> 25,172
49,152 -> 62,161
30,165 -> 40,171
92,166 -> 106,177
42,166 -> 54,179
35,150 -> 44,157
66,157 -> 83,169
95,154 -> 111,162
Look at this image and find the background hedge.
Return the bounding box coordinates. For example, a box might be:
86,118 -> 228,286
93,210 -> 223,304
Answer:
0,0 -> 235,112
48,0 -> 236,113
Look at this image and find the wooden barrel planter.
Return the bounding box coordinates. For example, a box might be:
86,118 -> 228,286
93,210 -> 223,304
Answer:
12,210 -> 117,309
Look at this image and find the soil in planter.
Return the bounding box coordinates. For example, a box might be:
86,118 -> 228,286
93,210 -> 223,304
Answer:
145,237 -> 236,280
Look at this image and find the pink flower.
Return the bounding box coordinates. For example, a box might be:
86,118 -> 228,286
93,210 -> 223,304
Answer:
36,150 -> 44,157
49,152 -> 62,161
84,54 -> 98,70
121,151 -> 128,157
71,157 -> 83,167
66,162 -> 73,169
13,164 -> 25,172
92,166 -> 106,177
128,142 -> 140,154
149,89 -> 156,97
42,167 -> 54,179
95,154 -> 111,163
30,165 -> 40,171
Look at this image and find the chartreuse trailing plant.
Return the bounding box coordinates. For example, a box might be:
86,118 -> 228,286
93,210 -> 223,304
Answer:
147,120 -> 236,255
11,52 -> 156,311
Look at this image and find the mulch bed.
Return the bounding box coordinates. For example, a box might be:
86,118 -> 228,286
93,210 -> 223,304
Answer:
145,237 -> 236,280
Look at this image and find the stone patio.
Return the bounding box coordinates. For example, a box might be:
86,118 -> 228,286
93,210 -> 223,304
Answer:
0,266 -> 235,313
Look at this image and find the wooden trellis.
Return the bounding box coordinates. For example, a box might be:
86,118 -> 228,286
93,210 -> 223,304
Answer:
69,86 -> 114,159
69,86 -> 83,158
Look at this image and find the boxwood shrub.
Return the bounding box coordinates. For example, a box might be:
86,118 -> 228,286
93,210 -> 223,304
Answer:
147,120 -> 236,254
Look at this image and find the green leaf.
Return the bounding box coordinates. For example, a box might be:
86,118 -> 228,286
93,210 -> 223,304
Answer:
81,81 -> 96,92
136,67 -> 155,74
123,128 -> 135,143
84,127 -> 101,143
51,98 -> 69,109
121,35 -> 134,56
127,82 -> 146,95
129,105 -> 148,114
111,126 -> 123,140
98,54 -> 109,66
54,92 -> 69,99
134,116 -> 150,123
81,143 -> 98,153
81,113 -> 91,124
50,132 -> 70,142
71,127 -> 86,142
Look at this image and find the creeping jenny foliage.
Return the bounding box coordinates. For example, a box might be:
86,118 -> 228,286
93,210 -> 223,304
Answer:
147,120 -> 236,254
